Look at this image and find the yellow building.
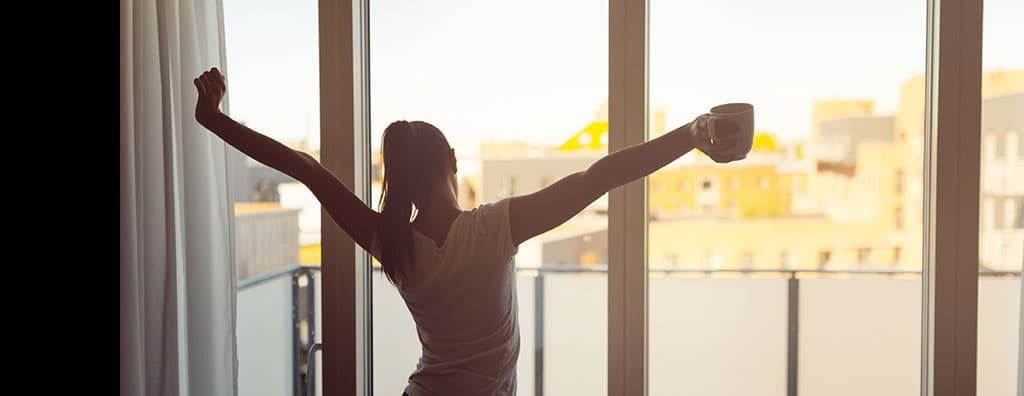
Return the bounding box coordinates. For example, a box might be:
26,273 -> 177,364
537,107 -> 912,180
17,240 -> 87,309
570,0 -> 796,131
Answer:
649,218 -> 901,271
648,159 -> 804,219
811,99 -> 875,139
551,113 -> 800,220
895,69 -> 1024,270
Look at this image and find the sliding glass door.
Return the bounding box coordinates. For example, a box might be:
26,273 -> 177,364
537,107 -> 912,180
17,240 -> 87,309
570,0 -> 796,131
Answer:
646,1 -> 926,394
368,1 -> 608,394
311,0 -> 995,394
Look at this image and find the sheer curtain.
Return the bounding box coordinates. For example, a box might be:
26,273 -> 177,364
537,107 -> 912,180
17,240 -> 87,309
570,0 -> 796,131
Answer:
120,0 -> 237,394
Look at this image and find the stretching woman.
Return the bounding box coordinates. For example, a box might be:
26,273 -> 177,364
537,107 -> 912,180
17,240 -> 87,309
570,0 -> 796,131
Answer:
193,67 -> 750,396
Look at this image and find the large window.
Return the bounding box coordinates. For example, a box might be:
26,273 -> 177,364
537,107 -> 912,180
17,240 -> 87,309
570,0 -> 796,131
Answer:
302,0 -> 1001,394
647,1 -> 925,394
977,0 -> 1024,394
222,0 -> 322,395
369,1 -> 608,394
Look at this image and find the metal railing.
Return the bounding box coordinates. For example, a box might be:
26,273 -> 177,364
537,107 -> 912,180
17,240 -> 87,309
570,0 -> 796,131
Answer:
520,265 -> 1019,396
240,264 -> 1020,396
238,264 -> 320,396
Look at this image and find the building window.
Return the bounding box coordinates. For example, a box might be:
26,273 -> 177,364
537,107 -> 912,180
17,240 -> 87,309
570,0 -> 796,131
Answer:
701,178 -> 715,191
758,176 -> 769,190
730,177 -> 740,189
665,254 -> 678,267
580,250 -> 600,266
779,251 -> 793,270
704,252 -> 723,270
984,133 -> 997,160
1007,130 -> 1019,160
895,169 -> 904,194
857,248 -> 871,267
1016,198 -> 1024,228
894,206 -> 904,230
818,250 -> 832,269
740,252 -> 754,270
1004,198 -> 1018,229
983,197 -> 995,227
892,247 -> 901,267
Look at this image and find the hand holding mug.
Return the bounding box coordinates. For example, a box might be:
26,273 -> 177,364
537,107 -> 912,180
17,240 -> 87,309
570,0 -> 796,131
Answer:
692,103 -> 754,163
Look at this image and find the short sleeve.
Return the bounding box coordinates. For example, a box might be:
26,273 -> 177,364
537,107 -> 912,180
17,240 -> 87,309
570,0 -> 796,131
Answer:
475,198 -> 519,258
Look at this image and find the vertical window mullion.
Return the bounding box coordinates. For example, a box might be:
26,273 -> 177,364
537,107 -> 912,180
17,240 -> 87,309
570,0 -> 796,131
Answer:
319,0 -> 372,394
608,0 -> 649,395
922,0 -> 983,394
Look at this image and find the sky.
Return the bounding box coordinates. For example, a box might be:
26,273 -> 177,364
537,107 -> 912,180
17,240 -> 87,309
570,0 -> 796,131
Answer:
222,0 -> 1023,151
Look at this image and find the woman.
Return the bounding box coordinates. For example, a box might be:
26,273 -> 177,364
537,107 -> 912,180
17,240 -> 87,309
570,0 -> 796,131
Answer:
193,67 -> 749,395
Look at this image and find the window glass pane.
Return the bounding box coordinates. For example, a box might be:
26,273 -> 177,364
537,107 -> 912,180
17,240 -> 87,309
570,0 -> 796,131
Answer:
977,0 -> 1024,393
223,0 -> 321,394
648,0 -> 925,394
370,1 -> 608,394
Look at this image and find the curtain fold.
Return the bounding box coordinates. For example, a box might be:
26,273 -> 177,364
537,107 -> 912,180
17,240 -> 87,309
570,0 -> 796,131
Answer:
121,0 -> 236,394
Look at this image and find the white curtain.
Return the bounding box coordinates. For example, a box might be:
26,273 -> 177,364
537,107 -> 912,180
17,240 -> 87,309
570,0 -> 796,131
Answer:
120,0 -> 237,395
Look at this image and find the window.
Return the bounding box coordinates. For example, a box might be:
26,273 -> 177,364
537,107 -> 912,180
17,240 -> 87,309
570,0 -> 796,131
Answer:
1016,198 -> 1024,228
983,197 -> 995,227
984,133 -> 997,160
740,252 -> 754,270
1008,130 -> 1019,160
779,251 -> 793,270
977,0 -> 1023,393
648,0 -> 925,392
306,0 -> 1000,394
370,0 -> 609,394
895,169 -> 904,194
818,250 -> 832,269
704,252 -> 723,270
222,0 -> 322,394
856,248 -> 871,267
1004,198 -> 1018,228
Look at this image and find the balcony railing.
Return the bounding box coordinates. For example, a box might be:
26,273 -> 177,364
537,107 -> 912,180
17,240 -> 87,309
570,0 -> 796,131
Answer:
237,265 -> 319,396
236,265 -> 1021,396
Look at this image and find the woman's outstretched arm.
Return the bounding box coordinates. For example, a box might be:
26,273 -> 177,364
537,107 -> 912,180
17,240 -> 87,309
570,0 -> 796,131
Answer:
508,115 -> 745,245
194,67 -> 379,251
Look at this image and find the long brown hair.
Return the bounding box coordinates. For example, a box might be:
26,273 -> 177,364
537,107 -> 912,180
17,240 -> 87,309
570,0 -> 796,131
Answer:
378,120 -> 452,285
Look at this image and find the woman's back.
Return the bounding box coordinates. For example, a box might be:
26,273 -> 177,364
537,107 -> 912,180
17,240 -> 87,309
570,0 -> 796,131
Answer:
371,199 -> 520,396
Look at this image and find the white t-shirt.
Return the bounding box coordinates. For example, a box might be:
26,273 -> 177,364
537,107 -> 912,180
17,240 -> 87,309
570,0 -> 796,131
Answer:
370,199 -> 520,396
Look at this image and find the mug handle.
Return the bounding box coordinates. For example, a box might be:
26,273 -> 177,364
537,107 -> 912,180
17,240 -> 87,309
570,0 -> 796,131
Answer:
704,114 -> 718,144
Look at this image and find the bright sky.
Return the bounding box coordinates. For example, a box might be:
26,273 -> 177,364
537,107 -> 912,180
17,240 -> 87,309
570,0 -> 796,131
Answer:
223,0 -> 1023,149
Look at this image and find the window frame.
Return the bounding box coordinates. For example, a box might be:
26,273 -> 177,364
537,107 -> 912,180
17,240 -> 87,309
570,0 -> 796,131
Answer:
316,0 -> 988,393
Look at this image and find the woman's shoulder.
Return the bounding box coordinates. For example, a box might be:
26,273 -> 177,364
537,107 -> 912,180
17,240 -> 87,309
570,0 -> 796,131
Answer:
468,198 -> 512,213
461,198 -> 517,257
